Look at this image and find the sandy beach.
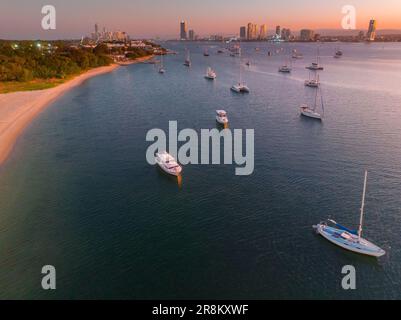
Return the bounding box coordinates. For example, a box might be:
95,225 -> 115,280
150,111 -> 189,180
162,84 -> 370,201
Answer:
0,55 -> 152,166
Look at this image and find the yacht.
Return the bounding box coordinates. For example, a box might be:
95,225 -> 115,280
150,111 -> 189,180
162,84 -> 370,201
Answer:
334,49 -> 343,59
158,54 -> 165,74
306,62 -> 324,71
155,151 -> 182,176
279,65 -> 292,73
300,85 -> 324,120
305,73 -> 320,87
216,110 -> 228,125
313,171 -> 385,257
184,49 -> 191,66
306,46 -> 324,70
205,67 -> 217,80
231,83 -> 250,93
231,43 -> 249,93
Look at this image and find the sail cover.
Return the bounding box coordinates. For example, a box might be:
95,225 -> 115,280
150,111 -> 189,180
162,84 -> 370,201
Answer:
335,223 -> 358,235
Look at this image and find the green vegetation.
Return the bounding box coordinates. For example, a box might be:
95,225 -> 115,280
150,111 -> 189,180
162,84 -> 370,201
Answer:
0,40 -> 112,93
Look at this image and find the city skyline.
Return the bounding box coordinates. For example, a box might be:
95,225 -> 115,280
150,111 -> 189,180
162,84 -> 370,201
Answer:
1,0 -> 401,39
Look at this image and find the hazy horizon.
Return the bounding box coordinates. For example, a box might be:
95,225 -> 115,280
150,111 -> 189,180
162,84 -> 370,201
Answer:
1,0 -> 401,40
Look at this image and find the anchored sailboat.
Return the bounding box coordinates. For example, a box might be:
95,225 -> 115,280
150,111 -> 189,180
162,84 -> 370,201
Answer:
184,48 -> 191,66
313,171 -> 385,257
300,84 -> 324,120
158,54 -> 165,74
306,46 -> 324,70
304,71 -> 320,87
231,44 -> 249,93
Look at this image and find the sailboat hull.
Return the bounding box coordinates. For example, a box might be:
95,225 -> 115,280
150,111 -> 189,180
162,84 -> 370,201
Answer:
315,224 -> 385,257
300,108 -> 322,120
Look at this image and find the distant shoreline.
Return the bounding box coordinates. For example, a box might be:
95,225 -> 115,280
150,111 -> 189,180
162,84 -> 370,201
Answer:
0,55 -> 153,166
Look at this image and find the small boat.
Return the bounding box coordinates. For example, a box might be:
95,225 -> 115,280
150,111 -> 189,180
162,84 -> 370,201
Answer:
313,171 -> 385,258
292,51 -> 303,59
158,54 -> 165,73
217,49 -> 224,54
231,43 -> 249,93
334,49 -> 343,59
306,62 -> 324,70
246,61 -> 250,66
184,48 -> 191,66
203,48 -> 210,56
278,65 -> 291,73
155,151 -> 182,176
279,54 -> 292,73
216,110 -> 228,125
306,46 -> 324,70
231,83 -> 250,93
300,85 -> 324,120
205,67 -> 217,80
305,73 -> 320,87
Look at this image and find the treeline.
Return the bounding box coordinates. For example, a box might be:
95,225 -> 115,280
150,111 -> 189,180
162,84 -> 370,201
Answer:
0,41 -> 113,82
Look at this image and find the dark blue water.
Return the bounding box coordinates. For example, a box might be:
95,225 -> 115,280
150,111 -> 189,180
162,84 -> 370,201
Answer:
1,42 -> 401,299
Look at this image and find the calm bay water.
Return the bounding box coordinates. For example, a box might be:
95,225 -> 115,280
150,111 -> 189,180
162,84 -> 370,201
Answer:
1,42 -> 401,299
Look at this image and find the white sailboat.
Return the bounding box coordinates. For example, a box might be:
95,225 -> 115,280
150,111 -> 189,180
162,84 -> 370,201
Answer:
231,44 -> 250,93
300,85 -> 324,120
158,54 -> 165,74
184,48 -> 191,66
313,171 -> 386,257
306,46 -> 324,70
279,52 -> 292,73
205,67 -> 217,79
304,72 -> 320,87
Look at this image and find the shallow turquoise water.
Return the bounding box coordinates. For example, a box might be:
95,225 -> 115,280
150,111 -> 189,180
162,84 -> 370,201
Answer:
0,42 -> 401,299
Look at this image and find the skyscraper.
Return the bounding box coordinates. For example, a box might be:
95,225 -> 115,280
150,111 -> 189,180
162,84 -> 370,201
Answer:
300,29 -> 314,41
281,28 -> 291,41
275,26 -> 281,37
188,29 -> 195,41
247,23 -> 253,40
253,24 -> 258,40
240,26 -> 246,40
366,19 -> 377,41
180,21 -> 187,40
259,24 -> 267,40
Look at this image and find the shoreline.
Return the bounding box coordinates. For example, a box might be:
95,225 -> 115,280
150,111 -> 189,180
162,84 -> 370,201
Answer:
0,55 -> 152,166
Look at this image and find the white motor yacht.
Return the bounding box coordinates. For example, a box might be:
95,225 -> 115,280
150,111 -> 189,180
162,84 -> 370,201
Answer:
155,152 -> 182,176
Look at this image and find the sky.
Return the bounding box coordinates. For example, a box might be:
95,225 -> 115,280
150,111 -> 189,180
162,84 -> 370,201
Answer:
1,0 -> 401,39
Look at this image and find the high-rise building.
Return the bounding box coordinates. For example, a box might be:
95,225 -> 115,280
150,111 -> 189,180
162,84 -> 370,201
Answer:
366,19 -> 377,41
247,23 -> 253,40
180,21 -> 187,40
188,29 -> 195,41
275,26 -> 281,37
253,24 -> 258,40
281,28 -> 291,41
240,26 -> 246,40
259,24 -> 267,40
300,29 -> 314,41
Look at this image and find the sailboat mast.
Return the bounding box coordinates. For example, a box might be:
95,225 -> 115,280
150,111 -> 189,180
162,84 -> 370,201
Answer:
313,85 -> 318,111
239,44 -> 242,84
358,170 -> 368,239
